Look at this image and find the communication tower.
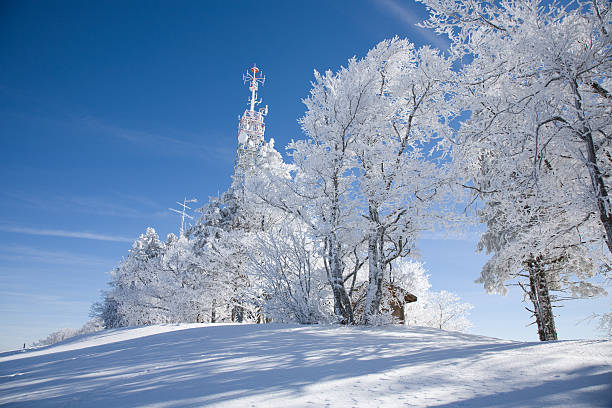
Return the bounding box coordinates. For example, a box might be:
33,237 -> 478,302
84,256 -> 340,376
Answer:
235,65 -> 268,180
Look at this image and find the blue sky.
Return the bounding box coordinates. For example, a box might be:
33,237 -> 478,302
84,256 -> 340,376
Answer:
0,0 -> 608,350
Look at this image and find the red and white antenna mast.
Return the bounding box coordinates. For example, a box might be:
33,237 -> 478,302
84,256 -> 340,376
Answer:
232,65 -> 269,193
246,64 -> 264,112
237,65 -> 268,146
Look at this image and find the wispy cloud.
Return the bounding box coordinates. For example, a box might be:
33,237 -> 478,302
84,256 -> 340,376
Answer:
0,91 -> 234,162
0,291 -> 92,309
78,115 -> 234,162
0,290 -> 93,324
110,191 -> 165,210
1,191 -> 170,219
375,0 -> 450,51
0,226 -> 134,243
66,196 -> 151,218
0,245 -> 114,267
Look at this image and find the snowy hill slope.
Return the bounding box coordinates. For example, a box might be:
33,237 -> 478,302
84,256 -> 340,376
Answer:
0,324 -> 610,407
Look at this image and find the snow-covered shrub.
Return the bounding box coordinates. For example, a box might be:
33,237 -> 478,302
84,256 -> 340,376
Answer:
598,313 -> 612,339
33,318 -> 104,347
394,259 -> 473,332
32,328 -> 77,347
248,224 -> 331,324
419,290 -> 473,332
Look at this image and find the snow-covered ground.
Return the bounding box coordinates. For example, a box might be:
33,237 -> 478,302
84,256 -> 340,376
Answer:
0,324 -> 610,407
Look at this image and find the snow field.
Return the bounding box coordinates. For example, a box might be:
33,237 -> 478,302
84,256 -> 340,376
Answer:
0,323 -> 610,407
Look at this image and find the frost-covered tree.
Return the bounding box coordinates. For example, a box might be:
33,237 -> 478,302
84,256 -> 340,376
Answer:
476,169 -> 607,340
187,138 -> 292,323
471,141 -> 608,340
95,228 -> 222,327
293,38 -> 458,324
247,223 -> 330,324
345,38 -> 456,323
423,290 -> 473,332
90,291 -> 124,328
418,0 -> 612,252
161,233 -> 214,323
418,2 -> 612,252
101,228 -> 169,326
419,0 -> 612,339
250,72 -> 365,323
185,222 -> 250,322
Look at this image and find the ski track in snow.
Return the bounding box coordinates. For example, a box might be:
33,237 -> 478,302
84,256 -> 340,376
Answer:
0,324 -> 610,407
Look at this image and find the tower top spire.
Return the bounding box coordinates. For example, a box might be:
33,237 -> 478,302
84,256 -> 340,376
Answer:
237,64 -> 268,146
243,64 -> 266,112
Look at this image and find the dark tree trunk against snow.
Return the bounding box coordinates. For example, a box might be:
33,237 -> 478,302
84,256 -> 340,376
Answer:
571,80 -> 612,254
584,130 -> 612,253
232,304 -> 244,323
364,203 -> 385,324
525,257 -> 558,341
211,299 -> 217,323
324,169 -> 354,325
327,235 -> 354,324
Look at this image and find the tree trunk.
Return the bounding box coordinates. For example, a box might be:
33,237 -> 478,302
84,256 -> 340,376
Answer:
583,129 -> 612,253
572,80 -> 612,253
526,257 -> 558,341
328,235 -> 354,324
364,204 -> 385,324
325,167 -> 354,325
232,303 -> 244,323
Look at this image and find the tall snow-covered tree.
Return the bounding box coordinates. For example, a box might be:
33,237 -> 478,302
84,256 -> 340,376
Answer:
475,160 -> 606,340
188,137 -> 293,323
346,39 -> 456,323
161,233 -> 215,323
293,38 -> 458,324
283,65 -> 367,323
100,228 -> 168,327
419,0 -> 612,339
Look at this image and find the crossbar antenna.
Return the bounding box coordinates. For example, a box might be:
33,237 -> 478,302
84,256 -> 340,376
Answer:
169,197 -> 198,237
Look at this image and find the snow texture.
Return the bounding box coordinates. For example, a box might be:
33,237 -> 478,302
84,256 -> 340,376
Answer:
1,324 -> 610,407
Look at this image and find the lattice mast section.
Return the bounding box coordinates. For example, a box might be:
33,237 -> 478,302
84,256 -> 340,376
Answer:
234,65 -> 268,186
